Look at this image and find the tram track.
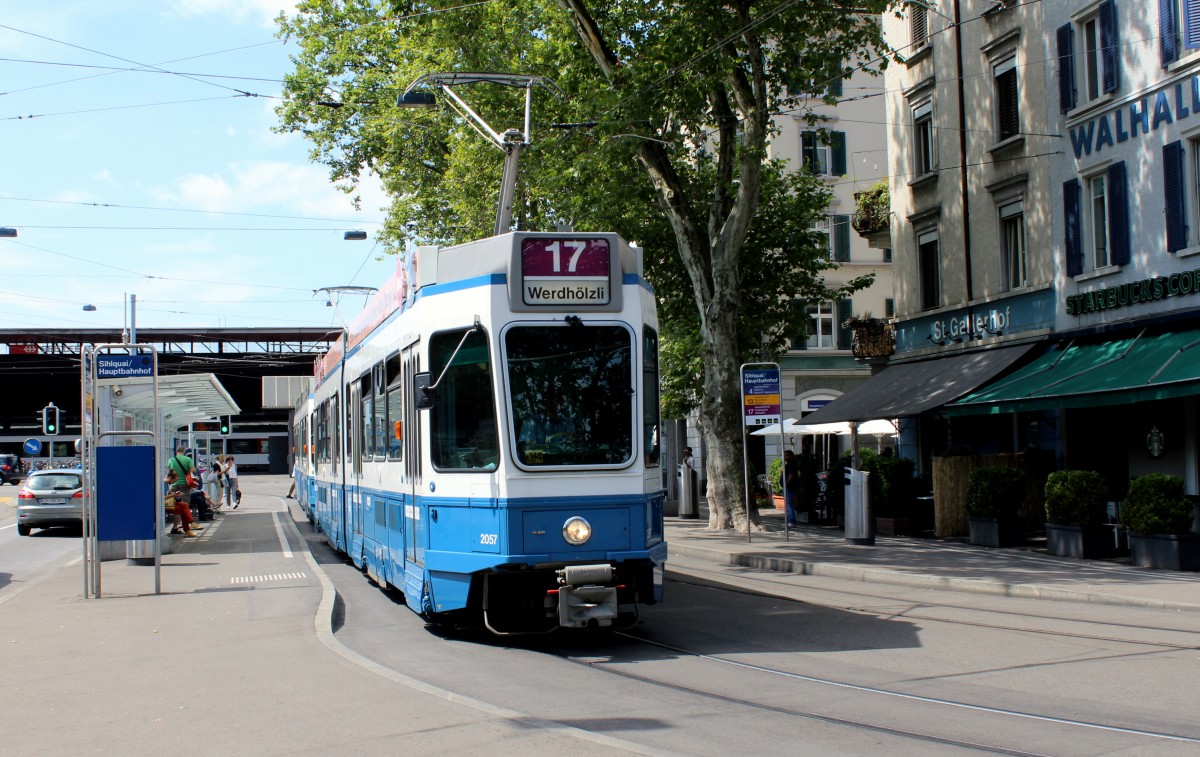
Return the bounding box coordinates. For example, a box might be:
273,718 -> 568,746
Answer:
667,565 -> 1200,651
544,627 -> 1200,754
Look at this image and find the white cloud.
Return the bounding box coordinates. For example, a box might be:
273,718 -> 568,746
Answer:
169,0 -> 298,29
154,160 -> 389,220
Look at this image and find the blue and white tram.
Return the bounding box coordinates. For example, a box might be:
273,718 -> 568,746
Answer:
296,232 -> 666,633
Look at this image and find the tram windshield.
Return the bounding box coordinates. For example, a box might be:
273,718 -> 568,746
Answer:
506,324 -> 634,467
429,328 -> 499,471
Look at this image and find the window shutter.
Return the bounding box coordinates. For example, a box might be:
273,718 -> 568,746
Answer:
911,7 -> 928,49
996,65 -> 1020,140
1164,141 -> 1188,252
919,236 -> 941,310
885,298 -> 895,318
833,215 -> 851,261
1107,161 -> 1130,265
1162,0 -> 1179,65
831,131 -> 847,176
836,300 -> 853,351
793,300 -> 808,351
1057,24 -> 1076,113
1188,0 -> 1200,49
1064,179 -> 1083,277
1100,0 -> 1120,94
828,63 -> 843,97
801,131 -> 817,175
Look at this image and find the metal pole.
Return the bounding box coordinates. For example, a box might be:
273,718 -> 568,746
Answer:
741,427 -> 752,543
494,136 -> 523,235
129,294 -> 137,345
780,422 -> 789,542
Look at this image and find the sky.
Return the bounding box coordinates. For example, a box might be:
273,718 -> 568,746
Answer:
0,1 -> 395,341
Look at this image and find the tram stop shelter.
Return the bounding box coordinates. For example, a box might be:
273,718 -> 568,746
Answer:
92,372 -> 239,562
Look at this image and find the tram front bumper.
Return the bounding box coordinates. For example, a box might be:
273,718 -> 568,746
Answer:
555,564 -> 618,628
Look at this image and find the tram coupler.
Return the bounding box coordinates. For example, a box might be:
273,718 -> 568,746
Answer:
555,564 -> 618,628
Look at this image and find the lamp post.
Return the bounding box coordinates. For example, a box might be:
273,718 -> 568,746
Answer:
397,73 -> 563,235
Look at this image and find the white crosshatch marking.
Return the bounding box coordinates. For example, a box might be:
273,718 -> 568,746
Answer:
230,573 -> 308,584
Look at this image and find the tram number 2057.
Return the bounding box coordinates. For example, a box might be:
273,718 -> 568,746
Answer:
479,533 -> 498,546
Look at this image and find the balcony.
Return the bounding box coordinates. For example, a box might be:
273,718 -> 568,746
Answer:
852,180 -> 891,248
846,316 -> 895,361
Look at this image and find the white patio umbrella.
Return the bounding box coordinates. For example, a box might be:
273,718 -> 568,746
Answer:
856,418 -> 898,451
749,418 -> 801,436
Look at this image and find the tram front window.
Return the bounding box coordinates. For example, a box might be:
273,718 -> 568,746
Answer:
429,328 -> 499,471
506,324 -> 633,467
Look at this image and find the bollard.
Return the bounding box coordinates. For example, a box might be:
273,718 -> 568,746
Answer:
679,467 -> 699,519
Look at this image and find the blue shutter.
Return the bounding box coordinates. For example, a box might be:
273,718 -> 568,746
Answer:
1057,24 -> 1076,113
1162,0 -> 1180,65
1064,179 -> 1083,277
1100,0 -> 1120,94
831,131 -> 847,176
828,67 -> 843,98
801,131 -> 817,175
836,300 -> 853,351
1107,161 -> 1130,266
1188,0 -> 1200,49
1164,141 -> 1188,252
833,215 -> 851,261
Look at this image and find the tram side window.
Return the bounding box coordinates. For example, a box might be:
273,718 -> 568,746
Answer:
372,362 -> 387,458
643,327 -> 660,467
360,374 -> 373,462
429,327 -> 499,471
385,353 -> 403,462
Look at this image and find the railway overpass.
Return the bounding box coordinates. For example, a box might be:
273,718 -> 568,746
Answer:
0,328 -> 336,471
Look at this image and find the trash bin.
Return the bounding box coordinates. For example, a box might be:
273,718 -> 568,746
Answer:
679,467 -> 699,519
844,467 -> 874,545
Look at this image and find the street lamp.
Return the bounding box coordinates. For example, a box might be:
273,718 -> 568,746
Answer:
397,72 -> 563,235
0,227 -> 16,238
344,230 -> 367,241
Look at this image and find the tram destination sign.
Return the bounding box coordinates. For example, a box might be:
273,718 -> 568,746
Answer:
521,238 -> 611,306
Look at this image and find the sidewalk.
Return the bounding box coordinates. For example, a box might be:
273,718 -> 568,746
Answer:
665,502 -> 1200,612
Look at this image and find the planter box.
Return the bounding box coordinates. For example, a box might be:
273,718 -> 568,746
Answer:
875,517 -> 913,537
772,495 -> 785,511
968,516 -> 1024,548
1129,532 -> 1200,571
1045,523 -> 1115,559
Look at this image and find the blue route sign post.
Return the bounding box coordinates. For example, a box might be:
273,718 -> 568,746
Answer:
740,363 -> 781,544
23,438 -> 42,456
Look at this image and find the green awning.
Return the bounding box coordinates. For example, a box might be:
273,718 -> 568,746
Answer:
948,327 -> 1200,415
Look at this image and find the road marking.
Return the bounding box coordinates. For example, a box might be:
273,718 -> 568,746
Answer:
230,572 -> 307,584
271,511 -> 293,558
0,523 -> 14,531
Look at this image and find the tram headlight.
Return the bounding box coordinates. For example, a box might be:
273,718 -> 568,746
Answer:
563,516 -> 592,546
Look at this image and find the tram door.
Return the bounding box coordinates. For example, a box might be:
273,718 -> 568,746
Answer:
402,344 -> 424,586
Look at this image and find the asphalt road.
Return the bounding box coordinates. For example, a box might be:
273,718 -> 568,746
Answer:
299,515 -> 1200,756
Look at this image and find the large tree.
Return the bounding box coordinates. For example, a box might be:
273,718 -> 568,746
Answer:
276,0 -> 893,530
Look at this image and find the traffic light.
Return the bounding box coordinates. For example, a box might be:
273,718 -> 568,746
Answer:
219,416 -> 231,436
42,404 -> 60,436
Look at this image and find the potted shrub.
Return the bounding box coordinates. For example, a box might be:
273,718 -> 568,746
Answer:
866,452 -> 917,536
965,466 -> 1027,547
1044,470 -> 1114,559
1122,474 -> 1200,571
769,458 -> 785,510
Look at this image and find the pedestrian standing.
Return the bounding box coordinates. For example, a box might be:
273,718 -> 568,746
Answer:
783,449 -> 800,527
223,455 -> 240,509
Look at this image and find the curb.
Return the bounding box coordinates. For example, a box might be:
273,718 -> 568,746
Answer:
669,541 -> 1200,613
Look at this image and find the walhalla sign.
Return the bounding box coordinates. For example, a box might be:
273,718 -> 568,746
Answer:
1066,268 -> 1200,316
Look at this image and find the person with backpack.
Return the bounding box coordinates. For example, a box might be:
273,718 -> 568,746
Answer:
223,455 -> 241,509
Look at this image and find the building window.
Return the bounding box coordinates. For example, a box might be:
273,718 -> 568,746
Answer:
911,5 -> 929,52
811,217 -> 832,260
1057,1 -> 1119,111
1065,162 -> 1129,275
801,131 -> 846,177
1160,0 -> 1200,66
918,230 -> 940,311
999,200 -> 1027,290
807,302 -> 835,350
791,302 -> 835,351
993,55 -> 1020,141
1088,173 -> 1110,268
913,101 -> 935,176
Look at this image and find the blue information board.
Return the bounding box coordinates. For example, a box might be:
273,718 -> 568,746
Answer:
97,446 -> 157,541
